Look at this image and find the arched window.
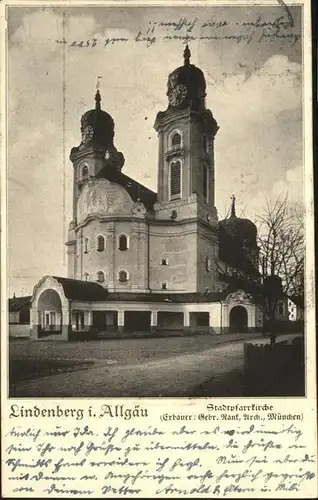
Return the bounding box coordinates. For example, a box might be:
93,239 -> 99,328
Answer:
171,131 -> 181,147
206,256 -> 211,272
97,271 -> 105,283
97,235 -> 105,252
118,270 -> 128,283
82,165 -> 89,179
84,237 -> 88,253
170,160 -> 181,199
84,272 -> 89,282
118,234 -> 128,251
203,135 -> 209,154
202,163 -> 209,202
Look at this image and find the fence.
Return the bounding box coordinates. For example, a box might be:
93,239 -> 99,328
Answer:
243,336 -> 304,396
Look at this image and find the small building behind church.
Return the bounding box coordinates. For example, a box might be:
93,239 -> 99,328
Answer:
9,295 -> 31,338
29,46 -> 264,340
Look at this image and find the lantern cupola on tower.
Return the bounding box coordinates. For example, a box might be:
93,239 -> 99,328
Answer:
166,45 -> 207,112
80,90 -> 115,150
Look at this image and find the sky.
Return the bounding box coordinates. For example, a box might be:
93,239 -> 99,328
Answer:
6,3 -> 304,296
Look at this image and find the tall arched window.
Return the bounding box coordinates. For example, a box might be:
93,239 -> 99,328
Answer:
118,270 -> 128,283
84,237 -> 88,254
118,234 -> 128,251
206,256 -> 211,272
203,135 -> 210,154
170,160 -> 181,200
97,271 -> 105,283
82,165 -> 89,179
202,163 -> 209,202
97,235 -> 105,252
171,131 -> 181,147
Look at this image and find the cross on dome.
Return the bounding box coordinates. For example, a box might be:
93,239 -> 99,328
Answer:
95,89 -> 101,111
184,44 -> 191,66
230,194 -> 236,217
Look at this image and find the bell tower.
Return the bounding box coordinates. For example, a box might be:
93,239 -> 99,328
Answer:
69,89 -> 125,223
66,87 -> 125,279
154,45 -> 219,219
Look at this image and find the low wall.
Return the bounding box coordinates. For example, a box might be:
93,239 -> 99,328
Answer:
243,336 -> 304,396
69,327 -> 216,341
9,325 -> 31,338
263,319 -> 304,333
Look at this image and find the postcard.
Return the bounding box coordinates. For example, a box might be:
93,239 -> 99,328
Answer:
1,0 -> 317,497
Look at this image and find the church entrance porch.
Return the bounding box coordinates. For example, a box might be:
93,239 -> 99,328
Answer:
37,289 -> 62,338
229,306 -> 248,333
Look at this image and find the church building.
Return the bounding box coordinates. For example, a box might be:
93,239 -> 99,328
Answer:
30,46 -> 263,340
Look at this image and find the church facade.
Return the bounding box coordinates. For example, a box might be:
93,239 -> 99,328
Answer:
30,46 -> 263,340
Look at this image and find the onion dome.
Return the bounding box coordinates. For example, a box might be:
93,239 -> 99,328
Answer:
80,90 -> 114,149
219,195 -> 257,247
167,45 -> 207,111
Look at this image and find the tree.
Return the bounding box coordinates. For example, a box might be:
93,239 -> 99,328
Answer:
257,195 -> 304,299
214,195 -> 304,327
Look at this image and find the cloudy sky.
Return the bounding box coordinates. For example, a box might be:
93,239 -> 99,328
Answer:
7,3 -> 303,295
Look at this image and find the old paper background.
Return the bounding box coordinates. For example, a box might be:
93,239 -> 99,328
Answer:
1,0 -> 317,497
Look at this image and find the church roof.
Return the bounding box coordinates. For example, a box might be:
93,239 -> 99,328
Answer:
96,166 -> 157,211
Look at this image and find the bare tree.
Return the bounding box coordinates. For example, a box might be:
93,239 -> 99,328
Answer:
213,195 -> 304,326
257,195 -> 304,299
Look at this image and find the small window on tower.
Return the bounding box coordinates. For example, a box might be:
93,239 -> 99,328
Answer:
170,160 -> 181,199
161,259 -> 168,265
161,283 -> 167,290
97,235 -> 105,252
97,271 -> 105,283
171,132 -> 181,147
118,234 -> 128,251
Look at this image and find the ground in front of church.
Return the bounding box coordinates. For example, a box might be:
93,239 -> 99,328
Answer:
8,332 -> 303,398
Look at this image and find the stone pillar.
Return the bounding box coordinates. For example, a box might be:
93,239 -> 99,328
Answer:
30,306 -> 39,340
151,310 -> 158,333
87,310 -> 93,326
184,311 -> 190,327
118,310 -> 125,334
61,307 -> 71,341
222,303 -> 229,334
183,310 -> 190,334
247,305 -> 254,332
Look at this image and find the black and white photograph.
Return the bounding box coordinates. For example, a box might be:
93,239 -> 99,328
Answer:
6,2 -> 307,398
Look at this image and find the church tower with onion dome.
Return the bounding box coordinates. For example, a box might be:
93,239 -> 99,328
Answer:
150,45 -> 220,293
66,89 -> 155,291
154,45 -> 219,215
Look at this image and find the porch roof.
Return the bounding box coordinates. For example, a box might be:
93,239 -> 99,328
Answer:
53,277 -> 107,301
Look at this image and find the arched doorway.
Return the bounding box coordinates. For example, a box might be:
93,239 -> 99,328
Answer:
37,289 -> 62,337
229,306 -> 248,333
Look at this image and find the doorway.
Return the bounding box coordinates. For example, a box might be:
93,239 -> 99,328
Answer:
229,306 -> 248,333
